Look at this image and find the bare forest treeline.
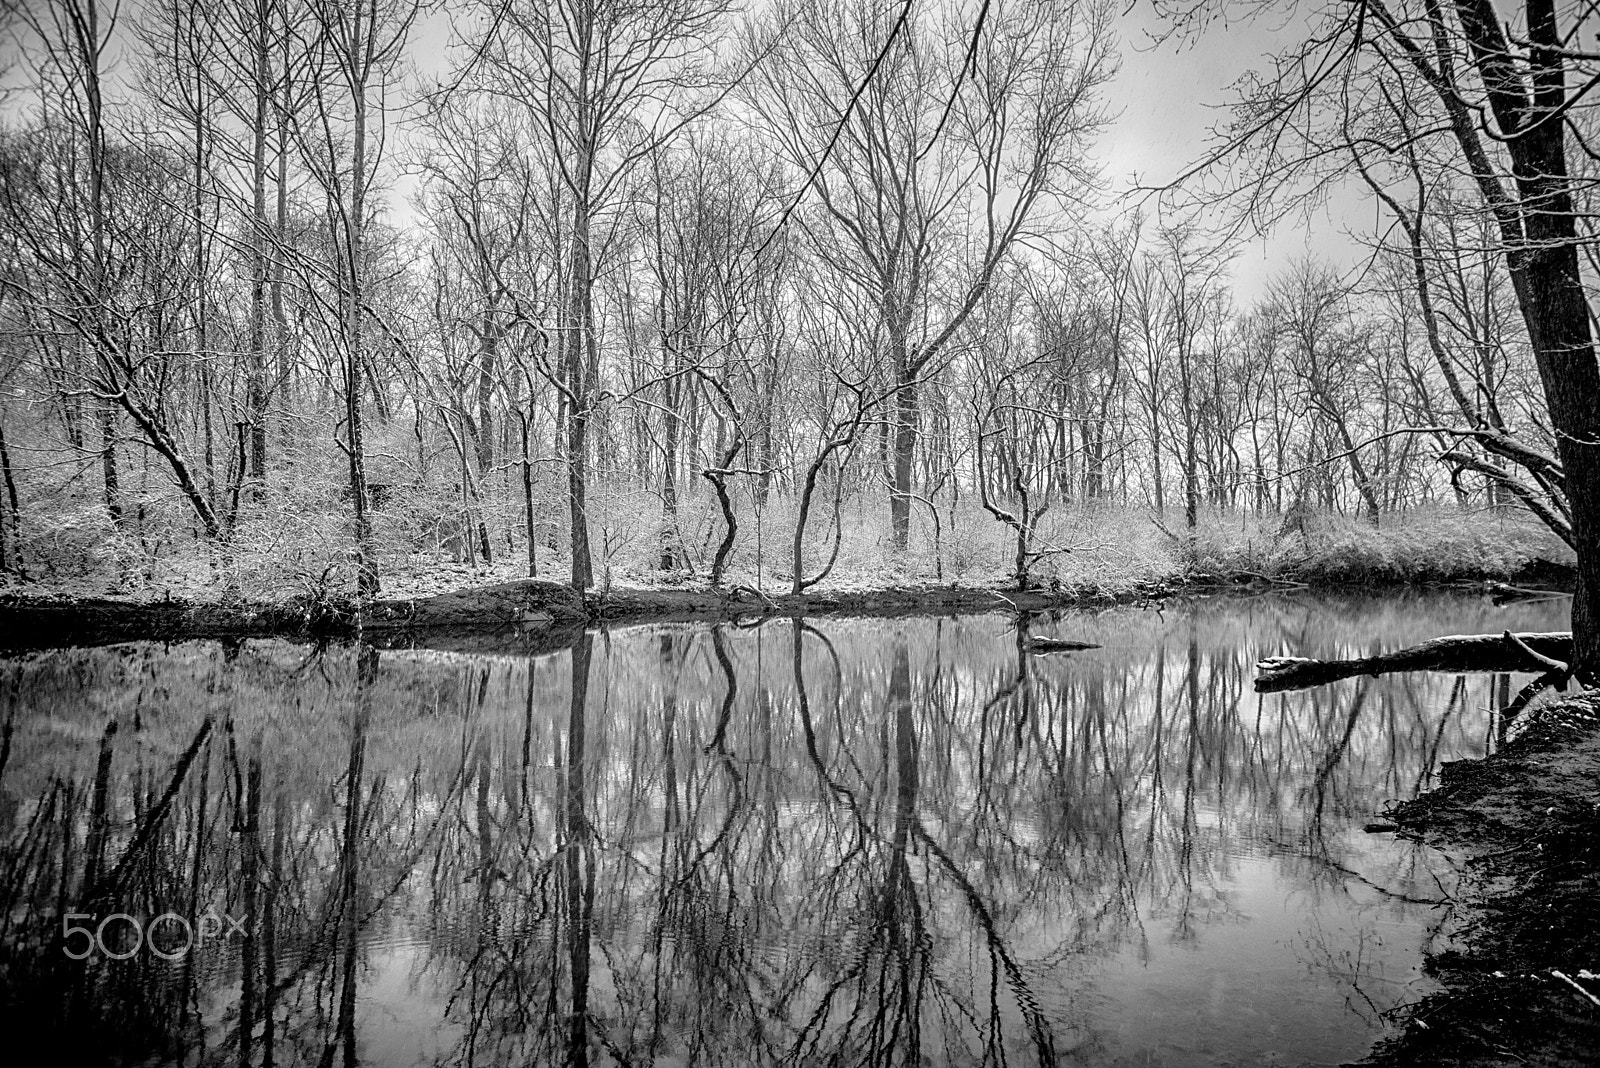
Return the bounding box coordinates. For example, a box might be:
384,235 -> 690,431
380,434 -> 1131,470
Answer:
0,0 -> 1575,597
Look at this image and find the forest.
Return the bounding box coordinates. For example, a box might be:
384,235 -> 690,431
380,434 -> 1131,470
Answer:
0,0 -> 1589,607
8,3 -> 1600,1062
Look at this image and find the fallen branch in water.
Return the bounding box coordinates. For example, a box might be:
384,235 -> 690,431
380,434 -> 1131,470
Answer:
1488,581 -> 1572,605
1255,631 -> 1573,693
1027,637 -> 1101,654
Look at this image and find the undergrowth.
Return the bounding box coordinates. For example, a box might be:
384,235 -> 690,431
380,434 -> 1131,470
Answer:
0,479 -> 1570,603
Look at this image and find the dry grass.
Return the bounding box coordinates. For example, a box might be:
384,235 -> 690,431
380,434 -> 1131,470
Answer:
1181,504 -> 1570,584
0,466 -> 1571,603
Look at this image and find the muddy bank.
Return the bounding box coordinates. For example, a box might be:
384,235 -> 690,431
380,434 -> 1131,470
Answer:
0,576 -> 1181,652
0,579 -> 584,653
1364,691 -> 1600,1067
0,556 -> 1574,653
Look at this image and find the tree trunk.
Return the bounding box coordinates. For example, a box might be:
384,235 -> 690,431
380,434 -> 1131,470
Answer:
1450,0 -> 1600,681
659,371 -> 680,570
476,313 -> 497,477
566,230 -> 594,592
889,377 -> 918,550
1179,339 -> 1198,532
248,10 -> 270,497
100,402 -> 121,528
520,410 -> 538,578
344,14 -> 377,599
0,423 -> 18,574
704,441 -> 743,589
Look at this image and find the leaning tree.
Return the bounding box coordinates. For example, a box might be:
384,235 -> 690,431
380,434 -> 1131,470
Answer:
1162,0 -> 1600,682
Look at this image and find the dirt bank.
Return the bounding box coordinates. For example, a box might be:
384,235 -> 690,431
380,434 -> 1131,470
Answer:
1364,691 -> 1600,1067
0,556 -> 1574,653
0,575 -> 1185,652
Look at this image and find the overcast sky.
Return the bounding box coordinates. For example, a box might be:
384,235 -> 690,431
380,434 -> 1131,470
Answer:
0,0 -> 1369,303
1104,2 -> 1369,301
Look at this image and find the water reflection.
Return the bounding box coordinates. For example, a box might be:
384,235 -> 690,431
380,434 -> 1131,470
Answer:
0,592 -> 1570,1066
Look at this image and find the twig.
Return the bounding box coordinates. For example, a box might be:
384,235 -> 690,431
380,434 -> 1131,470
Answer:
986,589 -> 1019,611
1551,970 -> 1600,1009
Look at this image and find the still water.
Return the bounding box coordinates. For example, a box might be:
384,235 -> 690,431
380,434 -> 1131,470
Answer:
0,592 -> 1571,1067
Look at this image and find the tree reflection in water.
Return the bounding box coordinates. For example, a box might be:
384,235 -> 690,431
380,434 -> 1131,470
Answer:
0,593 -> 1572,1066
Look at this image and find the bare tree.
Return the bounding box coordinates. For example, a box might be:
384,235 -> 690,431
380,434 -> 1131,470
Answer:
745,0 -> 1115,553
468,0 -> 736,592
2,4 -> 228,543
290,0 -> 422,598
1268,261 -> 1383,523
970,270 -> 1073,588
1161,0 -> 1600,676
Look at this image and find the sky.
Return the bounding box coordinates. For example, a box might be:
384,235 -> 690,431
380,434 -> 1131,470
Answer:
1101,1 -> 1368,301
0,0 -> 1369,304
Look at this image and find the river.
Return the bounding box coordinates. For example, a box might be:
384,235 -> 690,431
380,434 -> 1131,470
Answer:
0,590 -> 1572,1066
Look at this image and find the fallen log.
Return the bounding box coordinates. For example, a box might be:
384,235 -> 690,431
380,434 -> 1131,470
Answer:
1028,637 -> 1102,654
1488,581 -> 1572,605
1255,631 -> 1573,693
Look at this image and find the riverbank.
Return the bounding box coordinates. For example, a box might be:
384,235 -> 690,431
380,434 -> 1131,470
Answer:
0,574 -> 1175,652
1364,692 -> 1600,1067
0,554 -> 1577,653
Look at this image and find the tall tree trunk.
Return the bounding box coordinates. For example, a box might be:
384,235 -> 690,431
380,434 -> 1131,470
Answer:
344,15 -> 377,599
520,409 -> 538,578
566,198 -> 595,592
100,401 -> 121,529
190,37 -> 216,513
1451,0 -> 1600,679
272,36 -> 292,419
659,372 -> 680,569
0,423 -> 17,574
247,1 -> 270,497
1149,412 -> 1165,513
476,313 -> 497,477
81,1 -> 119,530
889,376 -> 918,550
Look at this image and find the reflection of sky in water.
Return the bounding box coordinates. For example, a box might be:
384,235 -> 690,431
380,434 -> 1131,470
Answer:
1084,835 -> 1447,1066
0,592 -> 1570,1066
